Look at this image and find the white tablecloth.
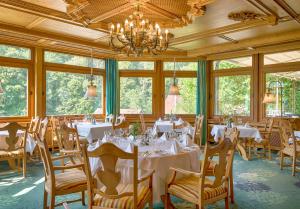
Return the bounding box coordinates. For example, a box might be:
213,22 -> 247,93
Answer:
88,137 -> 200,202
211,125 -> 262,142
76,122 -> 112,143
0,130 -> 36,154
295,131 -> 300,139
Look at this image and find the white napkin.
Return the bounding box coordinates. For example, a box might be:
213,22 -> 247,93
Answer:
181,134 -> 193,147
169,140 -> 182,154
158,117 -> 162,122
159,133 -> 167,141
127,135 -> 134,141
125,143 -> 134,153
244,123 -> 251,128
178,118 -> 184,124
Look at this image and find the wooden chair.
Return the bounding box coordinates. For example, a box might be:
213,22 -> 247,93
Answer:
35,123 -> 87,209
82,142 -> 154,209
193,115 -> 204,146
28,116 -> 40,135
105,114 -> 114,123
279,119 -> 300,176
0,122 -> 29,177
55,121 -> 83,166
248,118 -> 274,160
165,128 -> 238,209
38,117 -> 49,140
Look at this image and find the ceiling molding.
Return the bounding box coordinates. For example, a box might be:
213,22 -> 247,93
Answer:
170,15 -> 278,46
25,17 -> 46,29
244,0 -> 279,18
0,0 -> 109,33
188,29 -> 300,57
272,0 -> 300,23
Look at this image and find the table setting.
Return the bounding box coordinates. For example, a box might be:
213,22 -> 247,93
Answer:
87,125 -> 200,202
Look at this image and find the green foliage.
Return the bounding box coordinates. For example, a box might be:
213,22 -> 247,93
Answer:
120,77 -> 152,114
0,44 -> 31,60
118,61 -> 154,70
0,66 -> 27,116
46,72 -> 103,115
163,62 -> 197,71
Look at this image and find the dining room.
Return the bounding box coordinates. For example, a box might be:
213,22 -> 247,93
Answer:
0,0 -> 300,209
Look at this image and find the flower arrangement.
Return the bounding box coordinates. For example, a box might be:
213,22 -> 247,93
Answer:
129,122 -> 141,137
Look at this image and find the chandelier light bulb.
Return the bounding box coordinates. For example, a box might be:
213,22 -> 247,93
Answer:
130,22 -> 134,28
120,28 -> 124,33
165,29 -> 169,34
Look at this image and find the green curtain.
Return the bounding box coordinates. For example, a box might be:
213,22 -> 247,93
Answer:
105,58 -> 119,115
197,60 -> 207,145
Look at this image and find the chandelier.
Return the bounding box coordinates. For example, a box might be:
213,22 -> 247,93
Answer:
109,6 -> 171,56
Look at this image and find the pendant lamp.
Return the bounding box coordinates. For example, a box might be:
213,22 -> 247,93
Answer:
169,58 -> 180,95
86,49 -> 97,98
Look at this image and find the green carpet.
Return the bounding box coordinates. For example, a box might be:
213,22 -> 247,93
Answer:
0,154 -> 299,209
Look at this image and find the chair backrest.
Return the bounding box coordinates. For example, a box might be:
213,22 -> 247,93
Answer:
0,122 -> 28,152
38,117 -> 49,140
266,118 -> 274,133
82,143 -> 139,208
113,120 -> 130,131
193,115 -> 204,145
105,114 -> 114,123
56,121 -> 81,152
199,127 -> 238,199
116,114 -> 126,124
35,124 -> 55,187
29,117 -> 40,134
139,113 -> 146,134
279,119 -> 297,153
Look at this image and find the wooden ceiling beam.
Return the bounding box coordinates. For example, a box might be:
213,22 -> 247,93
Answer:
170,15 -> 278,46
89,2 -> 134,23
141,2 -> 180,20
0,22 -> 112,53
0,0 -> 109,33
272,0 -> 300,23
188,29 -> 300,57
25,17 -> 46,29
245,0 -> 279,18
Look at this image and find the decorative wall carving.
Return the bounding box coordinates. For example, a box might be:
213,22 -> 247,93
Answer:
228,11 -> 265,22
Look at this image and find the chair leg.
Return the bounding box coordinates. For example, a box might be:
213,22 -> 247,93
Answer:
23,155 -> 27,178
292,155 -> 296,176
230,176 -> 234,203
49,193 -> 55,209
268,144 -> 272,160
43,189 -> 48,209
225,195 -> 230,209
81,191 -> 85,205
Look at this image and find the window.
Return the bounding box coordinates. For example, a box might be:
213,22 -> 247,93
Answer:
0,66 -> 28,117
165,78 -> 197,114
265,71 -> 300,117
214,75 -> 251,116
213,56 -> 252,70
264,50 -> 300,65
0,44 -> 31,60
118,61 -> 154,70
46,71 -> 103,115
120,77 -> 152,114
44,51 -> 105,69
163,62 -> 197,71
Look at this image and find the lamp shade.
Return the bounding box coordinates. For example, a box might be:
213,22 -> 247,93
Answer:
86,84 -> 97,97
169,84 -> 180,95
263,92 -> 276,103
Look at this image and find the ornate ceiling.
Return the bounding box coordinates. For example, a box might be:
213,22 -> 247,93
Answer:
63,0 -> 215,29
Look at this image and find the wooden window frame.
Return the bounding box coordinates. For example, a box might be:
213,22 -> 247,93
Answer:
0,42 -> 34,122
260,60 -> 300,120
118,60 -> 157,122
209,55 -> 255,121
44,51 -> 106,118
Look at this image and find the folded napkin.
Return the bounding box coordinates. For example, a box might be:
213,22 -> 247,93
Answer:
244,123 -> 251,128
125,143 -> 134,153
180,134 -> 194,147
158,117 -> 162,122
159,133 -> 167,141
169,140 -> 182,154
178,118 -> 184,124
127,135 -> 135,141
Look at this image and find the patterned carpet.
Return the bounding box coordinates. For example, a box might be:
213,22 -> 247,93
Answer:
0,153 -> 299,209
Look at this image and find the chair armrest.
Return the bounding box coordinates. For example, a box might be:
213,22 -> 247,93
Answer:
138,169 -> 155,183
53,163 -> 84,171
169,167 -> 201,177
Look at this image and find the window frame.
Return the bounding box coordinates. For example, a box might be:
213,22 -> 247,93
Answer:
118,60 -> 157,120
0,42 -> 34,122
44,50 -> 106,117
162,60 -> 198,120
210,55 -> 255,120
261,58 -> 300,119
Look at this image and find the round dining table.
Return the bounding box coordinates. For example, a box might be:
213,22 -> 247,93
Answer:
88,136 -> 201,203
75,122 -> 112,143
